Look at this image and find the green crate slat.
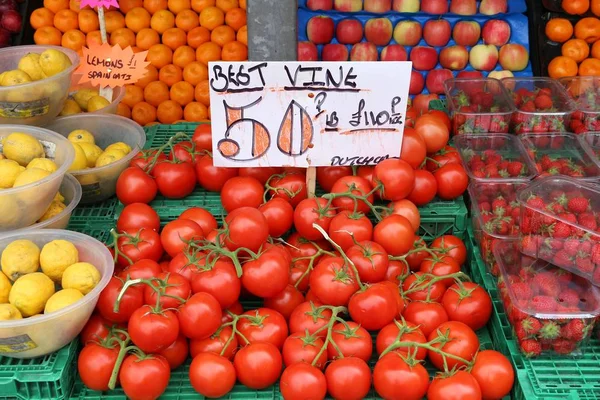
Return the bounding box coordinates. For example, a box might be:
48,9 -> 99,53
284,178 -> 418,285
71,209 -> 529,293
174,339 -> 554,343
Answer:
69,198 -> 120,224
0,340 -> 78,400
465,225 -> 499,296
143,122 -> 203,149
66,221 -> 113,245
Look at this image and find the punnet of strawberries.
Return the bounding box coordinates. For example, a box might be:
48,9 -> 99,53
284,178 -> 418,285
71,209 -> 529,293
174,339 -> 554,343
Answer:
518,176 -> 600,285
443,78 -> 513,136
520,133 -> 600,179
581,132 -> 600,163
454,134 -> 536,181
559,76 -> 600,134
503,77 -> 576,135
493,241 -> 600,358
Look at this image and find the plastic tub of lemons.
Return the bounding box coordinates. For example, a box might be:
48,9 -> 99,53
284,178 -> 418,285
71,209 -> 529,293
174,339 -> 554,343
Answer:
60,77 -> 125,116
0,230 -> 113,358
46,114 -> 145,204
0,45 -> 79,126
0,126 -> 75,232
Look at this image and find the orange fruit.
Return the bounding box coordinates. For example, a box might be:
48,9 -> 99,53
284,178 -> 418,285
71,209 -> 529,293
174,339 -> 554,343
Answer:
159,63 -> 183,86
143,0 -> 168,13
580,57 -> 600,75
575,17 -> 600,43
86,30 -> 103,47
78,9 -> 99,33
199,6 -> 224,30
592,39 -> 600,58
184,101 -> 208,121
147,43 -> 173,68
210,25 -> 235,46
34,26 -> 63,45
191,0 -> 214,12
44,0 -> 68,13
545,18 -> 574,43
225,7 -> 245,31
237,24 -> 247,45
119,0 -> 143,13
196,41 -> 221,64
150,9 -> 175,34
131,45 -> 143,52
187,26 -> 210,48
144,80 -> 170,106
170,81 -> 194,105
61,29 -> 85,52
132,102 -> 157,125
175,9 -> 199,32
194,79 -> 210,105
561,38 -> 590,62
110,27 -> 136,48
562,0 -> 590,15
136,28 -> 160,49
162,27 -> 187,49
122,84 -> 145,108
593,0 -> 600,16
135,65 -> 159,88
222,40 -> 247,61
173,45 -> 196,67
157,100 -> 183,124
182,61 -> 208,85
125,7 -> 151,33
239,0 -> 245,9
105,11 -> 126,33
30,8 -> 55,30
168,0 -> 190,13
69,0 -> 84,12
548,56 -> 579,78
54,9 -> 78,33
216,0 -> 237,12
117,103 -> 132,118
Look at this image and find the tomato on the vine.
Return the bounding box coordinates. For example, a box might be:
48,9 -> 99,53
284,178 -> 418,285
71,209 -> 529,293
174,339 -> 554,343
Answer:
414,113 -> 450,154
159,335 -> 188,370
128,306 -> 180,353
224,207 -> 269,253
259,197 -> 294,238
237,308 -> 289,349
189,353 -> 236,398
178,207 -> 218,234
221,176 -> 264,212
282,332 -> 327,369
433,164 -> 469,201
97,277 -> 144,323
387,199 -> 420,232
190,259 -> 241,309
191,124 -> 212,152
400,127 -> 427,169
267,173 -> 307,207
130,149 -> 167,173
144,272 -> 191,309
431,235 -> 467,266
309,257 -> 359,306
242,249 -> 289,298
170,141 -> 202,164
402,271 -> 447,302
280,363 -> 327,400
428,321 -> 480,370
239,166 -> 283,185
403,300 -> 449,337
348,283 -> 397,331
470,350 -> 514,400
116,167 -> 158,205
233,342 -> 283,390
119,259 -> 162,281
328,211 -> 373,251
419,255 -> 461,287
119,354 -> 170,400
117,203 -> 160,232
195,153 -> 239,192
153,161 -> 197,199
116,228 -> 164,266
178,292 -> 222,340
441,282 -> 492,331
289,301 -> 331,337
373,159 -> 415,201
373,353 -> 430,400
407,169 -> 438,206
327,321 -> 372,362
78,343 -> 119,392
160,218 -> 204,257
330,175 -> 374,214
190,326 -> 239,360
263,285 -> 305,320
317,166 -> 352,192
80,314 -> 119,345
373,215 -> 415,257
376,321 -> 427,360
347,240 -> 389,283
325,357 -> 372,400
427,371 -> 482,400
294,197 -> 337,241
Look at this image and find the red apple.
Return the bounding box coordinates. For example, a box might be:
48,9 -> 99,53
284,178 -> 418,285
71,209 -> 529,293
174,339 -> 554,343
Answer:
322,44 -> 349,61
334,0 -> 363,11
426,68 -> 453,94
420,0 -> 448,13
488,70 -> 514,80
364,0 -> 392,12
456,71 -> 483,78
499,44 -> 529,71
410,70 -> 425,94
439,45 -> 469,70
0,27 -> 10,47
336,19 -> 363,44
450,0 -> 477,15
1,10 -> 21,34
307,0 -> 334,10
423,19 -> 451,47
298,41 -> 319,61
469,44 -> 499,71
482,19 -> 511,46
350,42 -> 379,61
393,20 -> 422,46
413,94 -> 439,115
0,0 -> 17,13
480,0 -> 507,15
392,0 -> 420,12
365,17 -> 393,46
452,21 -> 481,46
381,44 -> 408,61
410,46 -> 439,70
307,16 -> 334,45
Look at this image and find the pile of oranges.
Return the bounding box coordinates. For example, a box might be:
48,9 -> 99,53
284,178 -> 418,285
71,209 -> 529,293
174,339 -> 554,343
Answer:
29,0 -> 248,126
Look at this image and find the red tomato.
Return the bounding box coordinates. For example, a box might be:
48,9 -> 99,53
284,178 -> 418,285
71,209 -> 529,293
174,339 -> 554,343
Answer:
192,124 -> 212,152
373,353 -> 430,400
378,280 -> 406,317
159,335 -> 188,370
327,321 -> 372,362
427,371 -> 482,400
415,113 -> 450,154
195,153 -> 239,192
348,283 -> 397,331
373,215 -> 415,257
431,235 -> 467,266
268,173 -> 307,207
144,272 -> 191,309
405,237 -> 429,271
293,198 -> 337,241
434,164 -> 468,200
97,277 -> 144,323
402,272 -> 447,302
330,175 -> 374,214
153,161 -> 197,199
400,127 -> 427,169
239,167 -> 283,185
441,282 -> 492,331
426,146 -> 461,171
428,321 -> 480,370
328,211 -> 373,251
179,207 -> 218,234
117,203 -> 160,232
221,176 -> 264,212
412,94 -> 439,116
388,199 -> 420,232
80,314 -> 117,345
407,169 -> 438,206
385,260 -> 410,285
357,166 -> 375,187
130,149 -> 167,173
242,250 -> 289,298
280,363 -> 327,400
325,357 -> 372,400
233,342 -> 283,389
310,257 -> 359,306
189,353 -> 236,398
263,285 -> 305,320
259,197 -> 294,238
470,350 -> 514,400
347,240 -> 389,283
419,255 -> 461,287
178,292 -> 222,339
224,207 -> 269,253
116,228 -> 164,266
376,321 -> 427,360
190,326 -> 239,360
403,300 -> 449,337
289,302 -> 332,337
282,333 -> 327,369
128,306 -> 180,353
119,354 -> 170,400
317,166 -> 352,192
170,141 -> 202,164
168,248 -> 204,281
373,159 -> 415,201
237,308 -> 289,349
119,259 -> 162,281
160,219 -> 204,257
428,109 -> 451,131
78,343 -> 119,391
116,167 -> 158,205
286,232 -> 328,259
191,259 -> 241,309
222,301 -> 244,324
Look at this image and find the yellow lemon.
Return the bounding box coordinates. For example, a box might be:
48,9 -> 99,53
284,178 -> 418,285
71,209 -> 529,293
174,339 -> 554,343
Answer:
95,149 -> 127,168
37,201 -> 66,222
86,95 -> 110,112
44,289 -> 83,314
104,142 -> 132,154
1,239 -> 40,281
69,143 -> 88,172
59,99 -> 82,116
9,272 -> 55,317
0,197 -> 20,226
53,191 -> 65,203
73,89 -> 98,110
40,240 -> 79,282
39,49 -> 72,78
0,70 -> 32,86
78,143 -> 103,168
2,132 -> 45,166
17,53 -> 46,81
12,167 -> 51,187
0,159 -> 25,188
27,158 -> 57,173
0,304 -> 22,320
67,129 -> 95,145
0,272 -> 11,303
62,262 -> 100,295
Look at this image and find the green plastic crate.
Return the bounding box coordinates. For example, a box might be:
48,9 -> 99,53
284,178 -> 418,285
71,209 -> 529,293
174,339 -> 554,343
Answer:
0,340 -> 78,400
143,123 -> 203,149
69,198 -> 120,226
66,220 -> 113,245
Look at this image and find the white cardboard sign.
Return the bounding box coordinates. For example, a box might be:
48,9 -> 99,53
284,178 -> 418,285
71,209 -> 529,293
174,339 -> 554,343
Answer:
208,61 -> 412,168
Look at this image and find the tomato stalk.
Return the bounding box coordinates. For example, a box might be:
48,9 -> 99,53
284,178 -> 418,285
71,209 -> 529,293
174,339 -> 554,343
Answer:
291,245 -> 336,289
322,185 -> 384,221
263,173 -> 303,203
108,229 -> 134,266
422,156 -> 442,170
144,132 -> 191,173
310,306 -> 347,366
107,341 -> 154,390
218,312 -> 252,353
188,238 -> 259,278
401,271 -> 470,301
113,276 -> 187,314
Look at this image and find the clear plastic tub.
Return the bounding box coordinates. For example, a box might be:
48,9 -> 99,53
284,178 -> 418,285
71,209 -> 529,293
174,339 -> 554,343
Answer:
45,114 -> 145,204
0,45 -> 79,127
454,134 -> 537,181
68,75 -> 125,115
0,229 -> 113,358
502,77 -> 577,134
0,125 -> 75,232
579,132 -> 600,164
493,240 -> 600,357
518,176 -> 600,285
559,76 -> 600,134
444,78 -> 515,135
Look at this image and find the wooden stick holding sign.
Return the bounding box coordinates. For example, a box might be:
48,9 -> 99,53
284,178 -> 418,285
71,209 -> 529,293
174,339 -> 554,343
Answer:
96,7 -> 112,102
306,164 -> 316,198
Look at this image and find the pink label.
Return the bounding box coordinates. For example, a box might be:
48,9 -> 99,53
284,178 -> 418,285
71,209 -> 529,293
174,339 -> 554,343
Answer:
80,0 -> 119,9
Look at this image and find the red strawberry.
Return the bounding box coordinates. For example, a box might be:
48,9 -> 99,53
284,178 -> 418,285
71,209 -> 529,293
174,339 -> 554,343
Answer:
520,339 -> 542,357
531,295 -> 558,313
553,250 -> 573,267
576,256 -> 594,274
521,316 -> 542,335
539,321 -> 561,340
521,235 -> 539,254
511,282 -> 533,300
578,213 -> 598,232
534,94 -> 553,110
567,197 -> 589,214
553,269 -> 573,285
557,289 -> 580,307
592,244 -> 600,264
532,272 -> 561,297
552,339 -> 576,355
563,239 -> 581,256
593,267 -> 600,284
561,319 -> 590,341
526,195 -> 545,210
507,161 -> 524,177
520,100 -> 536,112
551,222 -> 573,238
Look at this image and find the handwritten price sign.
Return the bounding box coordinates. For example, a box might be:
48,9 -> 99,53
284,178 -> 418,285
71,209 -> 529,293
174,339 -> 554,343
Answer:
208,61 -> 412,168
76,44 -> 149,89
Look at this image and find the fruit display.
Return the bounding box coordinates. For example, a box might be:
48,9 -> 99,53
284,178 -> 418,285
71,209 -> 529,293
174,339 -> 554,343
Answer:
66,128 -> 133,170
581,131 -> 600,162
559,76 -> 600,133
60,86 -> 123,115
0,0 -> 26,47
1,47 -> 71,85
29,0 -> 248,126
302,0 -> 527,14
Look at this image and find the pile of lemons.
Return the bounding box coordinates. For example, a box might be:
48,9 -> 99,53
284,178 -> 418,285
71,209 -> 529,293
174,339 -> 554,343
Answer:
60,88 -> 110,115
67,129 -> 131,171
0,239 -> 100,320
0,49 -> 71,87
